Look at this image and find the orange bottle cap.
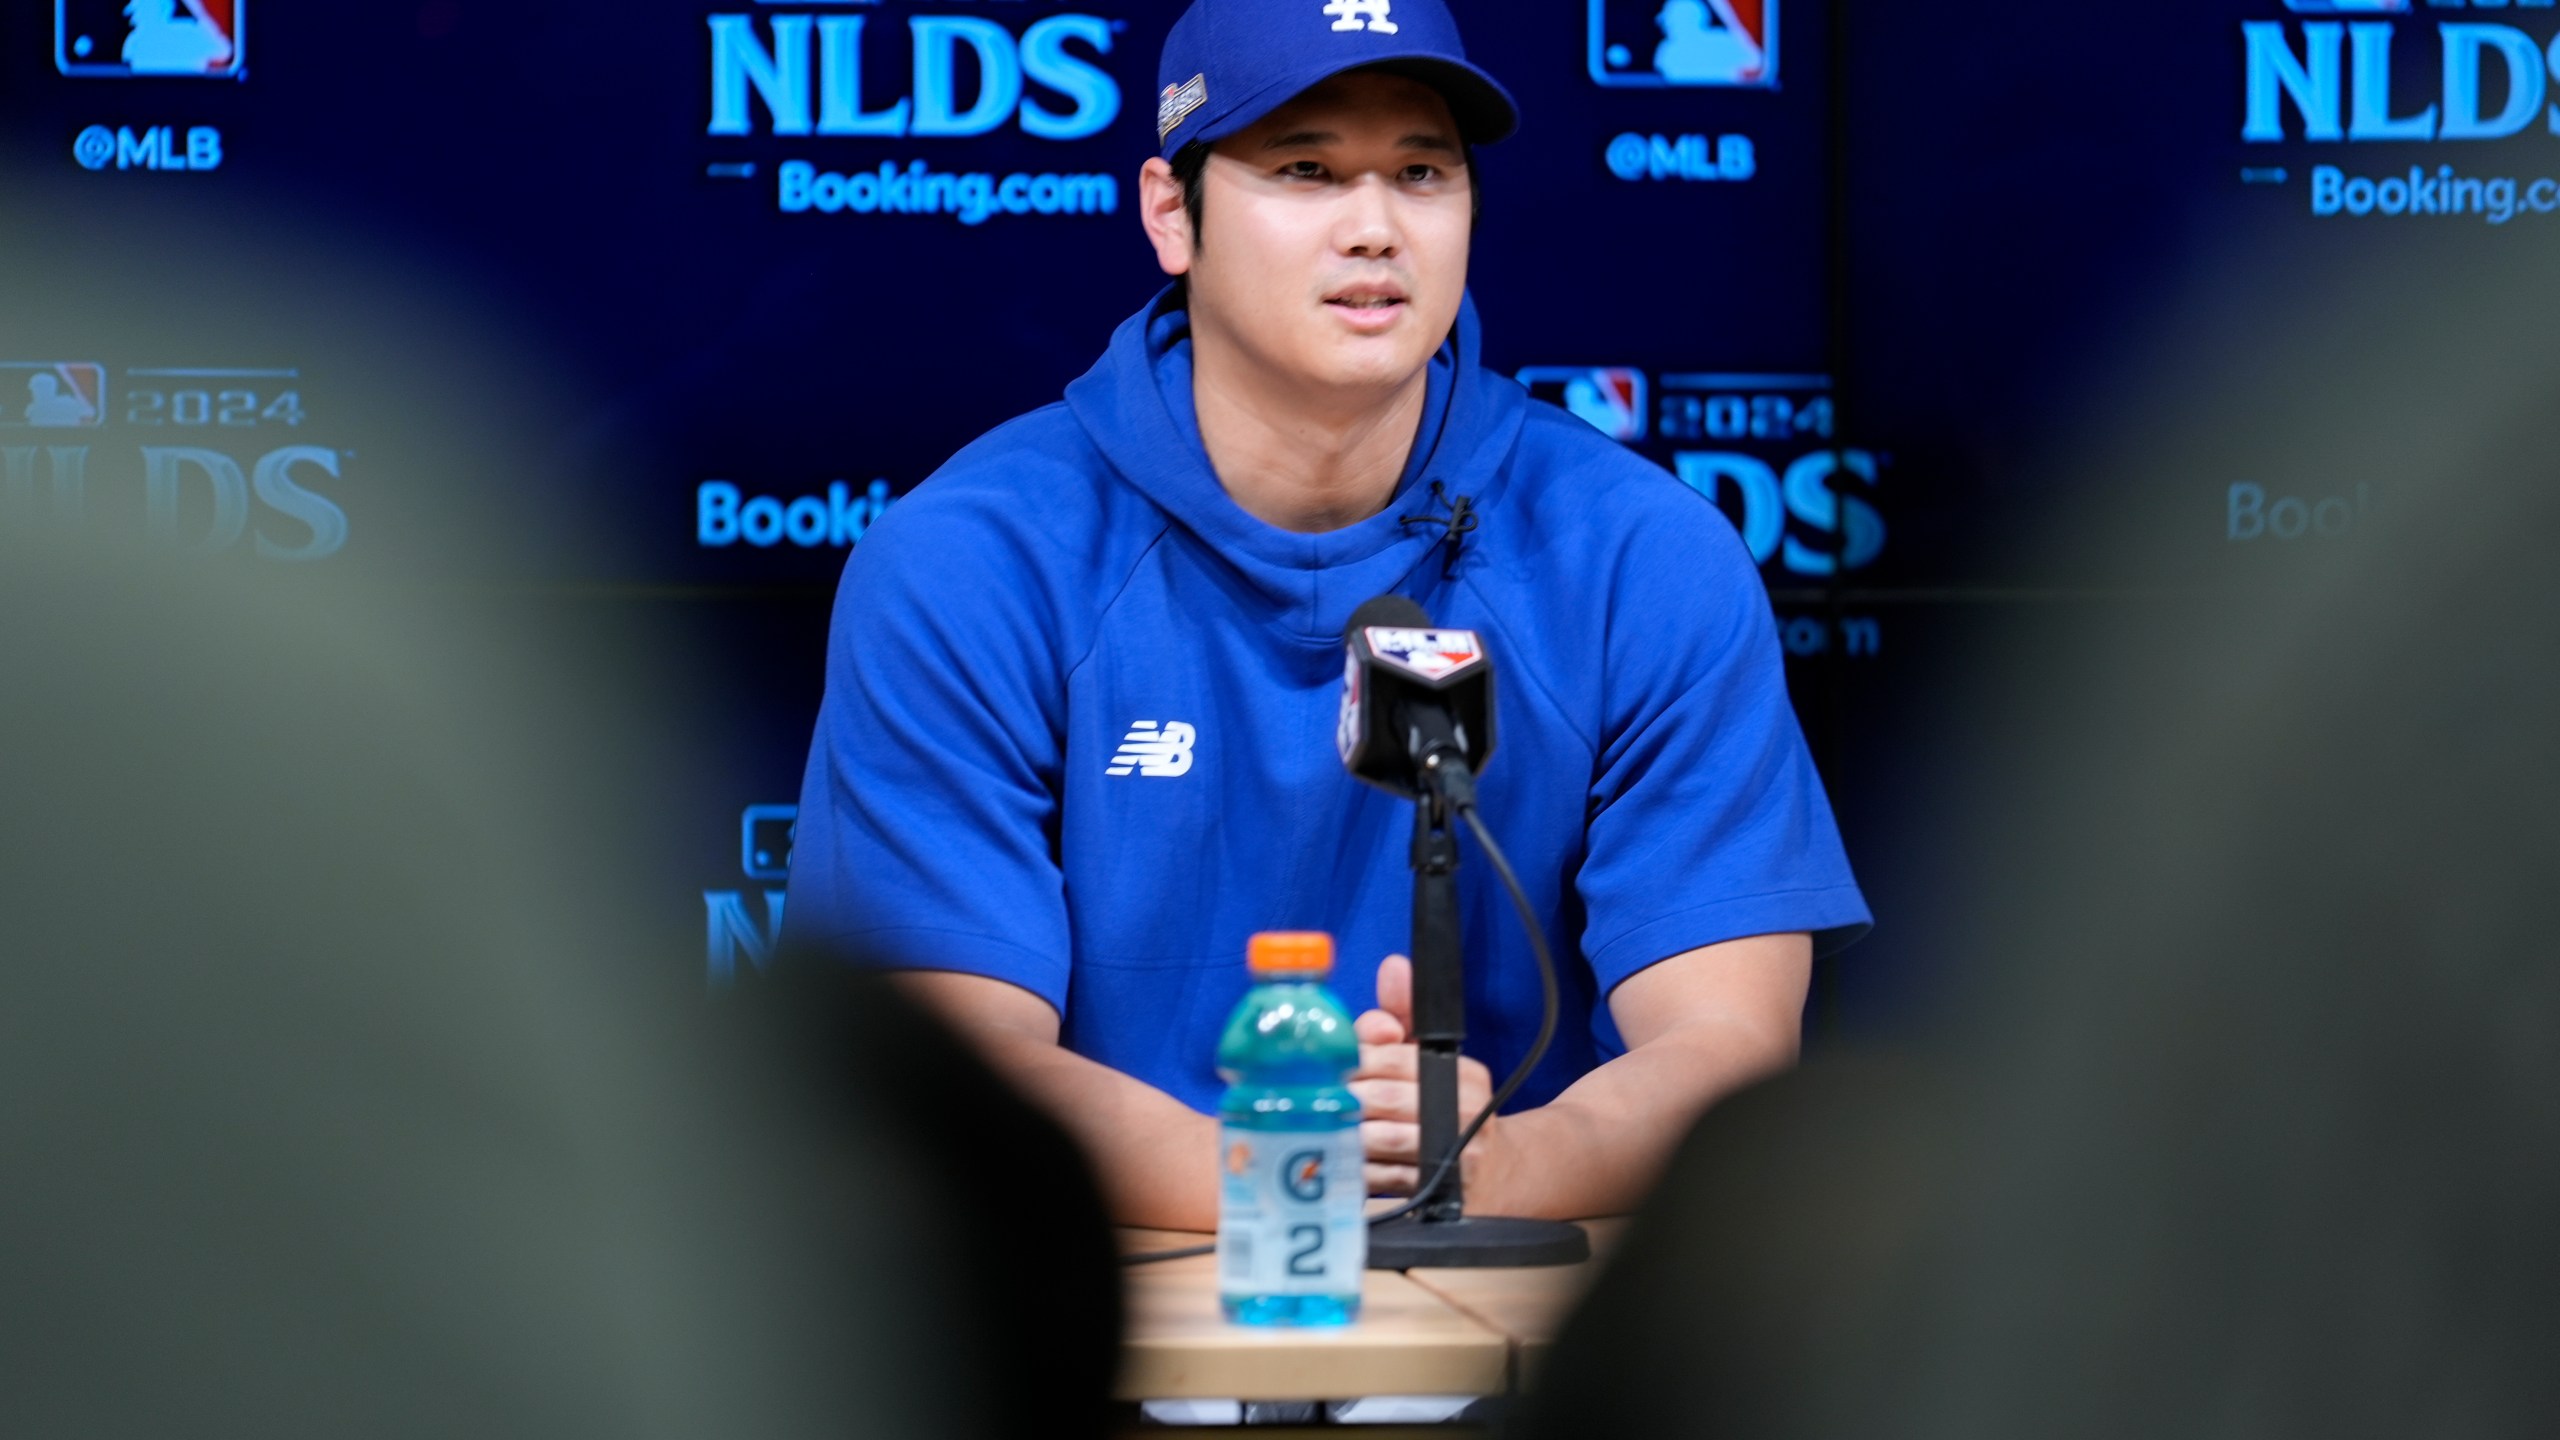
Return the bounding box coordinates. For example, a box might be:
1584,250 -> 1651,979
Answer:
1247,931 -> 1334,977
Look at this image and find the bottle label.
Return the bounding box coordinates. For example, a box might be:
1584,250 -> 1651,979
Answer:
1216,1125 -> 1366,1298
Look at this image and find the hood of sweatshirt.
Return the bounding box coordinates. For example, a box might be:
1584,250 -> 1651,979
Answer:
1064,284 -> 1528,646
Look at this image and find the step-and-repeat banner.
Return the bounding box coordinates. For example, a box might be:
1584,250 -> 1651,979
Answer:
5,1 -> 2547,1025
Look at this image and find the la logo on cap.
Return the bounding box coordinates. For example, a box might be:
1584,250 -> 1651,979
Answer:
1323,0 -> 1399,35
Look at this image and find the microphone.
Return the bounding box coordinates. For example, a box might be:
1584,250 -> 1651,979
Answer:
1329,596 -> 1588,1267
1337,595 -> 1496,809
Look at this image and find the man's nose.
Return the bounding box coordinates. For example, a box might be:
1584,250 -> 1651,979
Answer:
1334,172 -> 1402,259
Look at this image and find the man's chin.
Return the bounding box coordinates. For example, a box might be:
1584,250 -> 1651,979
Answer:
1300,334 -> 1438,395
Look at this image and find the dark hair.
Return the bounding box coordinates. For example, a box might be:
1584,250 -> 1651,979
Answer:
1169,133 -> 1482,251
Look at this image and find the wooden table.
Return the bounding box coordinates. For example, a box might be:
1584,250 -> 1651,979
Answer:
1114,1221 -> 1623,1404
1405,1218 -> 1624,1387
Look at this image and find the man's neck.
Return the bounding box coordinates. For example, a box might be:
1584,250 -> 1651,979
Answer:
1190,332 -> 1430,535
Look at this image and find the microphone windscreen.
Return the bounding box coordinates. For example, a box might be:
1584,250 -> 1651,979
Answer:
1345,594 -> 1431,641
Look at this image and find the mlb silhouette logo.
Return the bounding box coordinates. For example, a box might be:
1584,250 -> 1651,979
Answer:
57,0 -> 245,79
1367,629 -> 1484,683
739,804 -> 797,882
0,363 -> 107,429
1590,0 -> 1776,89
1516,367 -> 1648,443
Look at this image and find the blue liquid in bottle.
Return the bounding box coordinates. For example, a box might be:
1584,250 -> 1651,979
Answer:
1216,931 -> 1365,1326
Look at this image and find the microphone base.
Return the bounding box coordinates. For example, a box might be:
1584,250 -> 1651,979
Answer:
1365,1214 -> 1591,1270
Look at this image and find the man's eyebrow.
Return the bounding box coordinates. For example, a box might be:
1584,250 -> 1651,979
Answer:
1257,130 -> 1463,156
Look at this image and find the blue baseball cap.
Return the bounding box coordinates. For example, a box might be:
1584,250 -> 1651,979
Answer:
1154,0 -> 1520,160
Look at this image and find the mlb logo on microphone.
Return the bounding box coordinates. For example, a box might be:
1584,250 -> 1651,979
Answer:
1367,629 -> 1483,683
1590,0 -> 1776,89
57,0 -> 246,79
1517,367 -> 1647,443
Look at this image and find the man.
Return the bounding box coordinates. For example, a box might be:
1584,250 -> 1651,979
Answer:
788,0 -> 1868,1231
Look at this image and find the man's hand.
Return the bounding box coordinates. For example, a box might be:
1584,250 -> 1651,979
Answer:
1350,954 -> 1501,1198
1351,934 -> 1813,1219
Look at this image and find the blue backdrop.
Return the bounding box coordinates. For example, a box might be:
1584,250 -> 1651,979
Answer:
7,0 -> 2552,1033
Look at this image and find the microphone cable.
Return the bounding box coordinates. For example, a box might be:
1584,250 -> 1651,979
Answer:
1121,797 -> 1558,1266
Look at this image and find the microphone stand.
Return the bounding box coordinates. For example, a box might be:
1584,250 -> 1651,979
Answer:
1366,768 -> 1590,1270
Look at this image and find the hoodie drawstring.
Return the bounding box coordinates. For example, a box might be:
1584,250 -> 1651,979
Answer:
1398,481 -> 1480,580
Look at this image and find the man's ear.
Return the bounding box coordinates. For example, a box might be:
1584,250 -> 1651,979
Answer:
1137,156 -> 1194,278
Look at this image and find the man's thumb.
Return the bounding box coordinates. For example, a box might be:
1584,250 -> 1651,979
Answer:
1376,953 -> 1413,1027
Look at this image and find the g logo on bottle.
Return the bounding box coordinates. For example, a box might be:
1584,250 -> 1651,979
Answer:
1281,1149 -> 1327,1202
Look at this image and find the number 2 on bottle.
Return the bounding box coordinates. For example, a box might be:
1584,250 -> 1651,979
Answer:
1286,1224 -> 1325,1276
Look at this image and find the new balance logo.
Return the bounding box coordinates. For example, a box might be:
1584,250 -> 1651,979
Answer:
1324,0 -> 1398,36
1106,720 -> 1196,777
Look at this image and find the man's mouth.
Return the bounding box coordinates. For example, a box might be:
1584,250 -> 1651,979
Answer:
1325,288 -> 1408,312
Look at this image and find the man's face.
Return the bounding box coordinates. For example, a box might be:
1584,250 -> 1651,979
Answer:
1171,71 -> 1473,396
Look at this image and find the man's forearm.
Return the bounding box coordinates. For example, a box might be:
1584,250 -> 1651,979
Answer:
1479,1015 -> 1798,1219
892,971 -> 1222,1231
1349,935 -> 1812,1219
960,1030 -> 1222,1231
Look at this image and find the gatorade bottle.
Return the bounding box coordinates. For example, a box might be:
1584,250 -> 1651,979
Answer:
1216,931 -> 1366,1325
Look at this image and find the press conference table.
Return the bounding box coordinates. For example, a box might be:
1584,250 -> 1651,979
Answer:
1113,1220 -> 1623,1404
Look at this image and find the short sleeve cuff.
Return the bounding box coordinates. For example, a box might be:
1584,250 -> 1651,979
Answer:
819,925 -> 1070,1017
1585,885 -> 1874,996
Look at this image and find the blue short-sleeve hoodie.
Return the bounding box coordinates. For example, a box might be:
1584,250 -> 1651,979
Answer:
788,287 -> 1869,1113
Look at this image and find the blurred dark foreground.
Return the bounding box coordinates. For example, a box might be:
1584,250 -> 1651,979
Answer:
10,219 -> 2560,1440
0,547 -> 1118,1440
1516,232 -> 2560,1439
